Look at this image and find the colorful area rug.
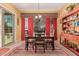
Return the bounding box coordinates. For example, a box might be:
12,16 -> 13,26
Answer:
0,48 -> 9,56
9,41 -> 76,56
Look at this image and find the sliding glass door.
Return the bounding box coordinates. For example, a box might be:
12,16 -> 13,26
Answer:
3,12 -> 14,46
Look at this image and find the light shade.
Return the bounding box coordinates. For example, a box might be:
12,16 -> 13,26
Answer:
39,15 -> 42,18
35,14 -> 42,19
35,16 -> 38,19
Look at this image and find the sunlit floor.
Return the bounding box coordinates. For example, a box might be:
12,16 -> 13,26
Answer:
8,41 -> 76,56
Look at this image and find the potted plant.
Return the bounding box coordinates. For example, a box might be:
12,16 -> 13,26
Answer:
66,4 -> 76,12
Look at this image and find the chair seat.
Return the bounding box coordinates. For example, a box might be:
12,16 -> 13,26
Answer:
36,41 -> 44,44
28,39 -> 34,42
45,39 -> 52,42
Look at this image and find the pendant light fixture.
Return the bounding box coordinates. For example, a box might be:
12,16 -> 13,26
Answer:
35,1 -> 42,19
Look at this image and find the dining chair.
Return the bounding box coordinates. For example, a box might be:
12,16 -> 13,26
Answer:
34,33 -> 46,53
28,33 -> 35,50
45,33 -> 54,50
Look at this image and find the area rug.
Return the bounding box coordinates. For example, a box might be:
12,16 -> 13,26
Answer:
0,48 -> 9,56
9,41 -> 76,56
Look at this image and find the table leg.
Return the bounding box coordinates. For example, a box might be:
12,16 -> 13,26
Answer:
52,37 -> 55,50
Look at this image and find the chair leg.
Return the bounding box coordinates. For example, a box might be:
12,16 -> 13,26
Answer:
35,44 -> 37,53
32,43 -> 34,50
43,44 -> 45,53
46,43 -> 47,50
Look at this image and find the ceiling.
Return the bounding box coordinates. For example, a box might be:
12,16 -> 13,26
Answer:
12,3 -> 66,13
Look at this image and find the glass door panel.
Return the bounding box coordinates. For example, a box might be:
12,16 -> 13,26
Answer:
3,14 -> 14,45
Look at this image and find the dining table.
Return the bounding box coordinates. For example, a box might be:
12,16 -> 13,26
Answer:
25,33 -> 55,52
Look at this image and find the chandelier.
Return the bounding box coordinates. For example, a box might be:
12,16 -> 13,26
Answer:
35,2 -> 42,19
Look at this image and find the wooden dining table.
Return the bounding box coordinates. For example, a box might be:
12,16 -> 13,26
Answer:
25,35 -> 55,52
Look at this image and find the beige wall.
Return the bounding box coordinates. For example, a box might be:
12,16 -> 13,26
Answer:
0,3 -> 21,43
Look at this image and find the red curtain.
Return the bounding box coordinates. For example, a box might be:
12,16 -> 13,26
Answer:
21,16 -> 25,41
53,18 -> 57,40
28,16 -> 34,37
45,16 -> 50,37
